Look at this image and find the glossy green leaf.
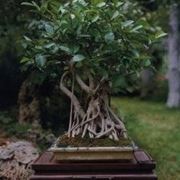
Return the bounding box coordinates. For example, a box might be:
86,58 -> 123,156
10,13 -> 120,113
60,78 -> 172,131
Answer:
92,15 -> 99,23
144,59 -> 151,67
59,46 -> 71,54
45,24 -> 54,34
122,20 -> 134,28
104,32 -> 115,43
72,54 -> 85,62
155,32 -> 167,39
130,25 -> 143,32
24,35 -> 32,42
44,43 -> 55,49
111,11 -> 119,20
96,2 -> 106,8
21,2 -> 34,6
116,2 -> 124,7
20,57 -> 30,63
31,1 -> 41,11
35,54 -> 46,67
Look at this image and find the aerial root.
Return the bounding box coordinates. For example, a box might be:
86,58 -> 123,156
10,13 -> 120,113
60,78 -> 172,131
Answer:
60,72 -> 128,141
68,97 -> 128,141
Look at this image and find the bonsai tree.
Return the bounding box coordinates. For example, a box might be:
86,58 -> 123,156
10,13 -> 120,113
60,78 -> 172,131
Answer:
21,0 -> 164,141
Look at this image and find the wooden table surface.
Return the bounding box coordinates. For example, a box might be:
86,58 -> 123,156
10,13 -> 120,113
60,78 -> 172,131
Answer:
30,149 -> 157,180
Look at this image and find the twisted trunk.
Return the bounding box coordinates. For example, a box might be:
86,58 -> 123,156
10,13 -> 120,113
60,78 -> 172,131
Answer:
60,72 -> 127,141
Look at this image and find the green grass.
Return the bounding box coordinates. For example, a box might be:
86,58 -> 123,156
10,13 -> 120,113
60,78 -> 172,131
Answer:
112,97 -> 180,180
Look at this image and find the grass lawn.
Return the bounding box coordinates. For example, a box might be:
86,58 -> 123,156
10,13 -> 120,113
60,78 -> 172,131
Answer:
112,97 -> 180,180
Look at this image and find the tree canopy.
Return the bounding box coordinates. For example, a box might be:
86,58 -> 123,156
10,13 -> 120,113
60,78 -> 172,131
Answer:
22,0 -> 165,91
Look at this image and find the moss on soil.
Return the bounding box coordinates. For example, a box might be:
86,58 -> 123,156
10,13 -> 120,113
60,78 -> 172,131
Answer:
57,134 -> 133,147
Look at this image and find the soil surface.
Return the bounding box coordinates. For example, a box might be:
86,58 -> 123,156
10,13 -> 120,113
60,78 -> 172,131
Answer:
57,135 -> 133,147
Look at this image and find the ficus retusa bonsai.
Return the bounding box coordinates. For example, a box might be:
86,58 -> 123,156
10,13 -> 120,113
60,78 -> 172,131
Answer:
21,0 -> 165,141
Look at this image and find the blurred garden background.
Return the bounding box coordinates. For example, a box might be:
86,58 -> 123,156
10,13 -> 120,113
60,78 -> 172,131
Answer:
0,0 -> 180,180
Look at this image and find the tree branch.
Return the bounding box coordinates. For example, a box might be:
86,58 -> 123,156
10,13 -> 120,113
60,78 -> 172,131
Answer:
60,72 -> 85,119
76,74 -> 94,94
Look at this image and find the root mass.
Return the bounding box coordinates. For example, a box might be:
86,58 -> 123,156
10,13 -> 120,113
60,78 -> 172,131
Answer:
60,72 -> 127,141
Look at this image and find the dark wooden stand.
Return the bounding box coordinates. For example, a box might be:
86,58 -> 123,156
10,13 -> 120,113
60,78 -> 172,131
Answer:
30,150 -> 157,180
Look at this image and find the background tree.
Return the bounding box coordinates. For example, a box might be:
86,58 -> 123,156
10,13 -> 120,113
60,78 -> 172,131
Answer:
0,0 -> 26,108
139,0 -> 180,107
166,3 -> 180,108
132,0 -> 180,107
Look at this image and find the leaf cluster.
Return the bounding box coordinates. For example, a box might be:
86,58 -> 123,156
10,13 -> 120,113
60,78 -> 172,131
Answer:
22,0 -> 165,89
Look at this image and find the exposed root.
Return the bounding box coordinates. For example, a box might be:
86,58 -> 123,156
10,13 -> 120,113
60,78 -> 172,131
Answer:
60,72 -> 128,141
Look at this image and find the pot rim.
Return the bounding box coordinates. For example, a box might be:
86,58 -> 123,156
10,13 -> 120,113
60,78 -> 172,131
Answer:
49,146 -> 136,152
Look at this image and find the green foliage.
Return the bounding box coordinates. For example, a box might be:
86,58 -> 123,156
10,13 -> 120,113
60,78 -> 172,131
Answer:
22,0 -> 164,91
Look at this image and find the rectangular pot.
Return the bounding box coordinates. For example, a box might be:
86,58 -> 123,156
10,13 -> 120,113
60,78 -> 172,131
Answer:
49,144 -> 134,161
